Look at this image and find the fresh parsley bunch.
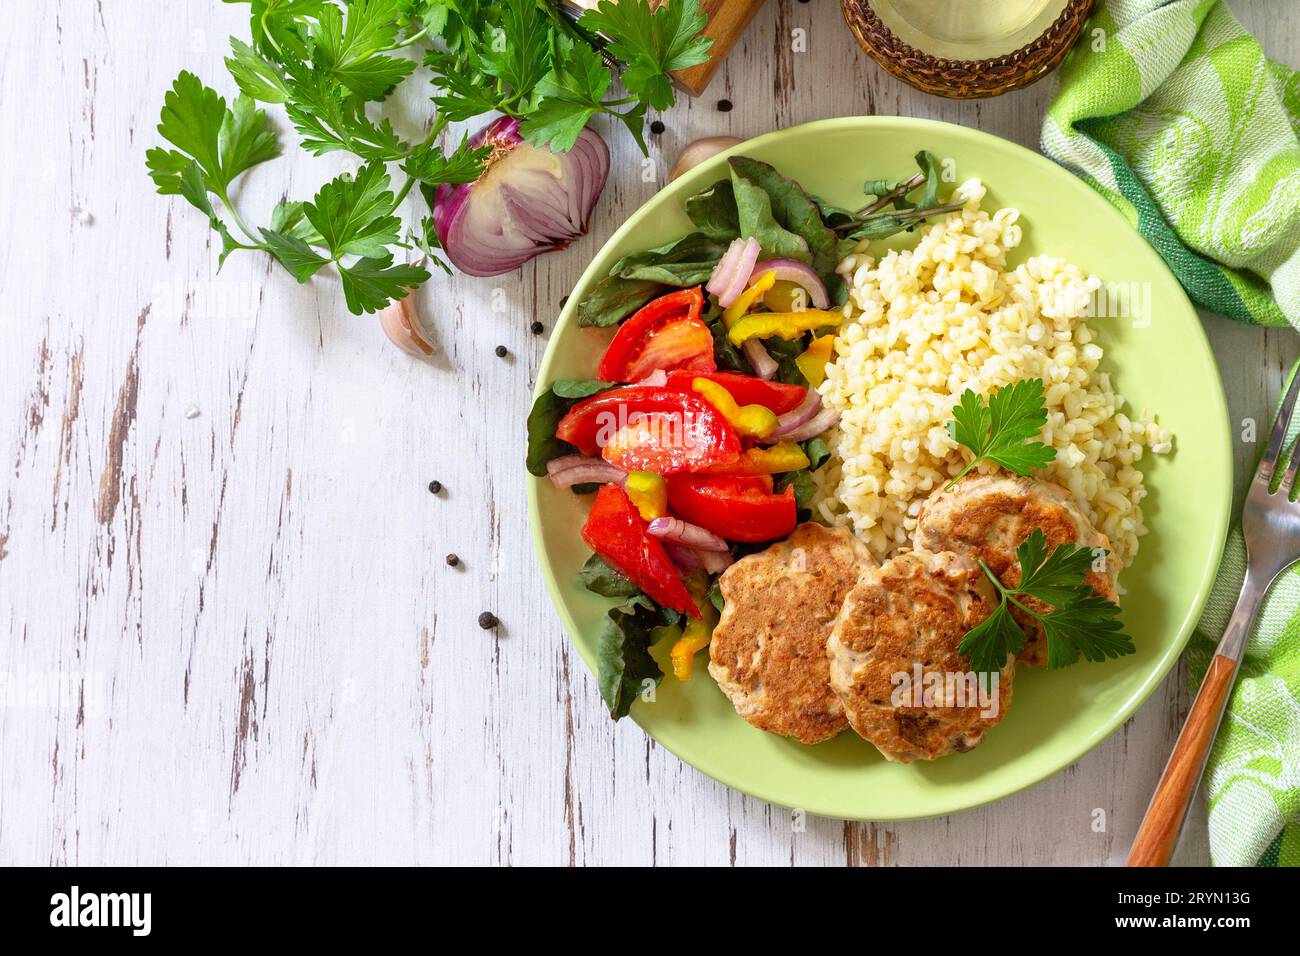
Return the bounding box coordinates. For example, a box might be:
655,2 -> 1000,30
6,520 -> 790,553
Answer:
147,0 -> 712,314
959,529 -> 1135,674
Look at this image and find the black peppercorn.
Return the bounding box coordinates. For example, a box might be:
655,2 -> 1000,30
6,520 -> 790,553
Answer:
478,611 -> 499,630
494,345 -> 508,358
530,321 -> 544,335
717,99 -> 733,112
650,120 -> 665,135
427,480 -> 443,494
445,553 -> 459,567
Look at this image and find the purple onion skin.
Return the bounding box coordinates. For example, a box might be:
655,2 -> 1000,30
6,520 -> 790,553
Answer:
433,116 -> 611,278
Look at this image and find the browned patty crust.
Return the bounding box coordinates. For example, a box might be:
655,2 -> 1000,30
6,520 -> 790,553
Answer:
708,523 -> 876,744
913,475 -> 1119,666
827,549 -> 1013,762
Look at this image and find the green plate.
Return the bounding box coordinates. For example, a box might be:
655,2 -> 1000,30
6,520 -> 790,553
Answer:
527,117 -> 1231,820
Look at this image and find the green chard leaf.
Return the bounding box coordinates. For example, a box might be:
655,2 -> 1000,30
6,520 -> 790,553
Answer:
578,554 -> 640,598
684,179 -> 740,242
575,276 -> 663,328
596,592 -> 677,719
728,156 -> 840,279
608,232 -> 729,286
525,379 -> 614,475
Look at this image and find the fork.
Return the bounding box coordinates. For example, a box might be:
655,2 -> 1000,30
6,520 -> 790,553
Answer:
1127,371 -> 1300,866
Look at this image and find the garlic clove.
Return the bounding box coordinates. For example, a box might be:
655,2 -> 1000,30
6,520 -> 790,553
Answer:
378,296 -> 436,357
669,136 -> 744,182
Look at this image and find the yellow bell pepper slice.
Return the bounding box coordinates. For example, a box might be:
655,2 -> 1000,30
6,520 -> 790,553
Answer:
692,377 -> 779,440
727,309 -> 842,347
721,270 -> 776,327
763,279 -> 807,313
711,442 -> 810,476
624,471 -> 667,520
670,574 -> 719,680
795,334 -> 836,388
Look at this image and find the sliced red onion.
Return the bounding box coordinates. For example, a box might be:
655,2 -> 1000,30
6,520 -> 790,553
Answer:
635,369 -> 668,387
647,516 -> 730,552
706,237 -> 760,308
741,338 -> 778,380
751,259 -> 829,310
777,407 -> 840,443
546,455 -> 626,489
434,117 -> 610,278
697,549 -> 735,574
771,389 -> 821,437
663,543 -> 733,575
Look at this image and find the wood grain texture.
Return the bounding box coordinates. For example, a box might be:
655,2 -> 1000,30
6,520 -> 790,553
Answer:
0,0 -> 1293,867
1128,654 -> 1238,867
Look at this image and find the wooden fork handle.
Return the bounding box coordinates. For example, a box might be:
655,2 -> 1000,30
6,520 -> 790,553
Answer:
1127,653 -> 1238,867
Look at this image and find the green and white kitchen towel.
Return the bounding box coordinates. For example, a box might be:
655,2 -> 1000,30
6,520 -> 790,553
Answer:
1042,1 -> 1300,866
1042,0 -> 1300,329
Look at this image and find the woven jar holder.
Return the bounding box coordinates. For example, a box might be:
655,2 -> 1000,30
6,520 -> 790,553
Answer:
840,0 -> 1095,99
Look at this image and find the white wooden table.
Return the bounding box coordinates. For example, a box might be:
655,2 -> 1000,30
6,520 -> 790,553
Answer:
1,0 -> 1293,867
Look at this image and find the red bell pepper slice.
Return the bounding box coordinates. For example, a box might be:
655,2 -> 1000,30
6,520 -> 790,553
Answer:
597,287 -> 714,384
664,370 -> 808,415
666,474 -> 797,543
555,385 -> 740,475
581,484 -> 700,619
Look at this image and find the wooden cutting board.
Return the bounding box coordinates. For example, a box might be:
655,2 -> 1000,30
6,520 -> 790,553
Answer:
560,0 -> 768,96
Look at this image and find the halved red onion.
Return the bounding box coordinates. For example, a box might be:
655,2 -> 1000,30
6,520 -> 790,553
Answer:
546,455 -> 626,489
647,516 -> 730,552
706,237 -> 760,308
778,407 -> 840,443
434,117 -> 610,278
770,389 -> 821,437
751,259 -> 829,310
741,339 -> 778,380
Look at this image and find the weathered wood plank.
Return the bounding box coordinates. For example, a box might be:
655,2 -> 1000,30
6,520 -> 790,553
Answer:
0,0 -> 1292,866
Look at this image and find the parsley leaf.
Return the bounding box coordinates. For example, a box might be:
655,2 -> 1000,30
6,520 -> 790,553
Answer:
311,0 -> 416,100
520,38 -> 611,152
946,378 -> 1057,486
960,529 -> 1135,676
147,71 -> 280,199
957,603 -> 1025,677
580,0 -> 712,111
338,255 -> 429,315
303,161 -> 401,258
401,134 -> 489,186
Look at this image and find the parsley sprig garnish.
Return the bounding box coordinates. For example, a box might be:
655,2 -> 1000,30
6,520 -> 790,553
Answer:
945,378 -> 1057,488
147,0 -> 712,314
958,529 -> 1135,675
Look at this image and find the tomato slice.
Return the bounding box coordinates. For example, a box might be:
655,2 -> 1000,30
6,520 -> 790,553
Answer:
664,370 -> 807,415
555,386 -> 740,475
666,475 -> 796,543
581,484 -> 700,619
597,287 -> 714,384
